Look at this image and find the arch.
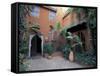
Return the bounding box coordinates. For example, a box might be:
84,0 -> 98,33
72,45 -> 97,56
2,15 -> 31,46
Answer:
30,34 -> 42,57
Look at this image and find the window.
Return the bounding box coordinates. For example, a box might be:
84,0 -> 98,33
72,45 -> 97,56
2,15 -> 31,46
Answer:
49,11 -> 56,20
31,6 -> 40,17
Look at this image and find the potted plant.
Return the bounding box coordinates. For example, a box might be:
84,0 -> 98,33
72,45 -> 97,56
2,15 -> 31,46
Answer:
68,34 -> 83,62
43,43 -> 54,59
63,32 -> 73,61
62,31 -> 82,62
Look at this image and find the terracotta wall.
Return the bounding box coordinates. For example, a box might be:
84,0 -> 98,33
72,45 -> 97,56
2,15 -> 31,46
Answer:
62,11 -> 93,51
26,6 -> 56,38
62,13 -> 73,26
62,12 -> 79,27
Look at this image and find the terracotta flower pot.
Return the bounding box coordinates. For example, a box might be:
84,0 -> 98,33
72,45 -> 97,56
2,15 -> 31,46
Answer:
47,55 -> 52,59
43,53 -> 48,58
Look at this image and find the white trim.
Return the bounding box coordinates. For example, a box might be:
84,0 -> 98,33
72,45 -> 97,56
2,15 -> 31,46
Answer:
28,35 -> 35,57
40,36 -> 44,56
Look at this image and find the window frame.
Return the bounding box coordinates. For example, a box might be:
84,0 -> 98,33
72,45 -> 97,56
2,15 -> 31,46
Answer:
49,11 -> 56,20
31,6 -> 40,17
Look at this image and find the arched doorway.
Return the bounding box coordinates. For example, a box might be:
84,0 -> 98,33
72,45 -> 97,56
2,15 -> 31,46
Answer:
30,34 -> 42,57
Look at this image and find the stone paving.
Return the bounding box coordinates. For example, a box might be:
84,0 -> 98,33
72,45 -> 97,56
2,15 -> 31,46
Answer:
24,55 -> 87,71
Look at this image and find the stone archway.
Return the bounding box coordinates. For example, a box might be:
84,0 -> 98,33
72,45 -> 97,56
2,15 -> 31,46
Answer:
28,34 -> 43,57
31,34 -> 41,57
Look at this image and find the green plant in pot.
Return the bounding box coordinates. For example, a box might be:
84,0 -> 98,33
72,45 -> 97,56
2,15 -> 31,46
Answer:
43,43 -> 54,59
63,31 -> 82,61
62,44 -> 71,59
66,34 -> 75,62
61,31 -> 74,61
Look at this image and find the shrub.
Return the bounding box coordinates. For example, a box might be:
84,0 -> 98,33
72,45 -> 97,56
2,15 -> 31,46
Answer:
19,39 -> 28,56
19,36 -> 28,71
19,53 -> 25,64
19,63 -> 27,71
62,45 -> 71,59
75,50 -> 96,66
54,22 -> 62,31
43,43 -> 54,56
19,47 -> 28,55
19,53 -> 27,71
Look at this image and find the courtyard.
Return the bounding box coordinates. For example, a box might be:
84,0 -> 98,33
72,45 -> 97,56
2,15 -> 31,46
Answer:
19,4 -> 97,71
24,54 -> 86,71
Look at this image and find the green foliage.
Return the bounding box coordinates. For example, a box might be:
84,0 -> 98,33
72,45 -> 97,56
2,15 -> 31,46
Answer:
19,47 -> 28,55
73,35 -> 81,42
19,63 -> 27,71
19,39 -> 28,57
60,28 -> 66,37
31,24 -> 40,33
32,24 -> 40,30
62,45 -> 71,59
19,41 -> 28,71
60,31 -> 74,59
19,53 -> 28,71
60,8 -> 96,64
72,8 -> 96,29
65,32 -> 74,51
19,54 -> 25,64
43,43 -> 54,55
54,22 -> 62,31
19,5 -> 31,31
60,27 -> 72,38
19,5 -> 29,57
87,9 -> 97,29
73,35 -> 82,46
60,29 -> 83,60
64,30 -> 96,64
75,51 -> 96,66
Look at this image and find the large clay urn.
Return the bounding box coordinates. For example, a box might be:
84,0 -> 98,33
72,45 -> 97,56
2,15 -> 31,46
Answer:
69,51 -> 74,62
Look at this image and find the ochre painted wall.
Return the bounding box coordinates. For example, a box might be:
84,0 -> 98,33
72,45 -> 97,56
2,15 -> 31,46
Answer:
56,7 -> 64,26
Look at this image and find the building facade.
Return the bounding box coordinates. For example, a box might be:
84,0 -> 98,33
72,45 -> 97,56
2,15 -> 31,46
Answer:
26,5 -> 57,38
62,8 -> 93,51
25,5 -> 59,57
23,6 -> 94,57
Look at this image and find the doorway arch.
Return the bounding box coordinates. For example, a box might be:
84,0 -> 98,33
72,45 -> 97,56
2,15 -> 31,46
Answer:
29,34 -> 42,57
